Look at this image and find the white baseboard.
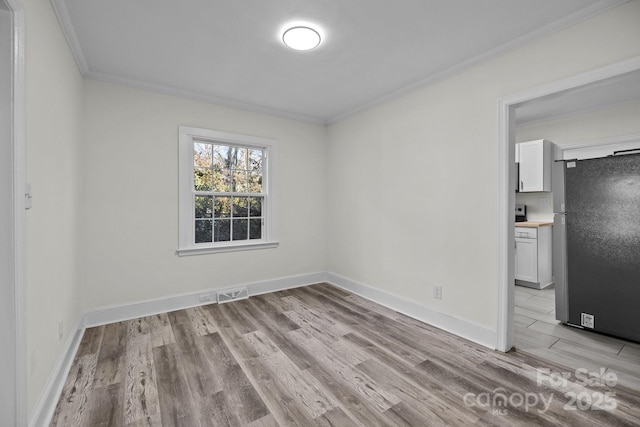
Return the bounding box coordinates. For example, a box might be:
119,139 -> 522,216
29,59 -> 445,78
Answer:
29,316 -> 84,427
83,271 -> 328,328
326,272 -> 497,349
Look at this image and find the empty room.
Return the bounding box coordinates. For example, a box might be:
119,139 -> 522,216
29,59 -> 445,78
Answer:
3,0 -> 640,426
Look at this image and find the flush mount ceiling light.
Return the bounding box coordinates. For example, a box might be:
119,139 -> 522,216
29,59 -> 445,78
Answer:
282,26 -> 321,51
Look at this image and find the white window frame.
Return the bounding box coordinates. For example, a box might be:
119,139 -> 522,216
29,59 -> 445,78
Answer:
177,125 -> 278,256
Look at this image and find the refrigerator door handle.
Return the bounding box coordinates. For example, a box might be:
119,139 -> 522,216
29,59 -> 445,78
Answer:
613,148 -> 640,156
553,213 -> 569,323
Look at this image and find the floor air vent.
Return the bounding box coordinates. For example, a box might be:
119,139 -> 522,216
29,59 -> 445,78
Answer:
217,288 -> 249,304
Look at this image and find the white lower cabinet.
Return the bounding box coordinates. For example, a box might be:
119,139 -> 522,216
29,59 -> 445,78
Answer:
515,226 -> 553,289
515,235 -> 537,283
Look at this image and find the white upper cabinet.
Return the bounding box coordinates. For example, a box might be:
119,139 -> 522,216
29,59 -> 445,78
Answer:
517,139 -> 553,192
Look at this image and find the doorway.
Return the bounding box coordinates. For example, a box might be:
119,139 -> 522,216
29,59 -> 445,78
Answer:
0,0 -> 25,425
496,56 -> 640,352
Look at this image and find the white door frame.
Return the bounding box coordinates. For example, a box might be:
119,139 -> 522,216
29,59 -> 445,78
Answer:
496,55 -> 640,352
1,0 -> 26,425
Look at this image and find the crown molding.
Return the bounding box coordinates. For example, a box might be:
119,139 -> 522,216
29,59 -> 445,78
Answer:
50,0 -> 88,74
86,70 -> 327,125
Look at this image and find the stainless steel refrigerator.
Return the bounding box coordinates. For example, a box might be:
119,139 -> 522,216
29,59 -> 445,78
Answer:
553,152 -> 640,343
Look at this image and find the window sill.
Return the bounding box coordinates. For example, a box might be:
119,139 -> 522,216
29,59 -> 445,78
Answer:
176,241 -> 279,257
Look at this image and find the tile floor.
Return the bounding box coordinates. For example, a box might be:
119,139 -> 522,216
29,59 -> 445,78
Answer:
514,284 -> 640,391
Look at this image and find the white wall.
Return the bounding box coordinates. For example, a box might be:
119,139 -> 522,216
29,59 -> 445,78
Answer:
515,98 -> 640,220
517,98 -> 640,146
0,4 -> 17,425
80,80 -> 328,310
514,192 -> 554,222
326,1 -> 640,335
23,0 -> 83,415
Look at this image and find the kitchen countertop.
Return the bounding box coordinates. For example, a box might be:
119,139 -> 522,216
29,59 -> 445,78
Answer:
515,221 -> 554,228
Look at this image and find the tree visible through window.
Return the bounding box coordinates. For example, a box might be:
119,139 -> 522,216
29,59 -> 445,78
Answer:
193,142 -> 264,243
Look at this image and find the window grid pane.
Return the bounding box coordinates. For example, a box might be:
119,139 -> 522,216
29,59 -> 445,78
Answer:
214,219 -> 231,242
195,219 -> 213,243
233,219 -> 248,240
212,169 -> 231,192
214,197 -> 231,218
194,167 -> 212,191
249,218 -> 262,240
195,196 -> 213,218
194,143 -> 212,167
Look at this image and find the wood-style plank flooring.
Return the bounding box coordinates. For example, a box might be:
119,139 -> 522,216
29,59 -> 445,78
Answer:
51,283 -> 640,426
515,284 -> 640,391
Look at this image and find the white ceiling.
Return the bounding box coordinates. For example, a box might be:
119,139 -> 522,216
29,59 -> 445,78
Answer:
52,0 -> 628,124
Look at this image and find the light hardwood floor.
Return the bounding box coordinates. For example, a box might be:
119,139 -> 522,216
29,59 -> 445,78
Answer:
51,283 -> 640,426
515,284 -> 640,391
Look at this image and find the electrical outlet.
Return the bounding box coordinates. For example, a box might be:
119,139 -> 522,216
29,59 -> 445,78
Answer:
433,285 -> 442,300
199,293 -> 212,303
58,320 -> 64,341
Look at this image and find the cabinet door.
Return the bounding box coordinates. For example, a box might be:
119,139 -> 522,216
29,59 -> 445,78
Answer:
515,238 -> 538,282
518,140 -> 551,192
519,141 -> 543,192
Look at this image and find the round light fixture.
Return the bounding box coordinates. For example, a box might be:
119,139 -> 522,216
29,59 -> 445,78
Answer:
282,26 -> 321,51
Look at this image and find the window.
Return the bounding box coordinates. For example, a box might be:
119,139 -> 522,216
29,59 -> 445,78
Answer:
177,126 -> 278,255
